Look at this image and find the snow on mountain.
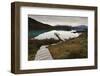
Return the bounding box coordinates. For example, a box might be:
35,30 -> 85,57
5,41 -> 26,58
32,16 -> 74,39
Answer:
34,30 -> 81,41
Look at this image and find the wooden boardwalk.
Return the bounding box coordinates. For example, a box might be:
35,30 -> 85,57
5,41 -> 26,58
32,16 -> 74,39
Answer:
35,45 -> 53,60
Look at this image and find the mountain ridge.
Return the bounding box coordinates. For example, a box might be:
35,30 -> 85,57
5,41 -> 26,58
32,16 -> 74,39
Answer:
28,17 -> 52,31
28,17 -> 87,32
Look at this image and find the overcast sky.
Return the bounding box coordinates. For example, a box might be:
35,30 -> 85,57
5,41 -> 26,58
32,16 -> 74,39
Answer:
29,15 -> 88,26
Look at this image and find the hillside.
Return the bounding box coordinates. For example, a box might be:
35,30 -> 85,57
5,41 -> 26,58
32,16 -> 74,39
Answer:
48,32 -> 88,59
53,25 -> 72,31
28,17 -> 52,31
28,32 -> 87,60
72,25 -> 88,32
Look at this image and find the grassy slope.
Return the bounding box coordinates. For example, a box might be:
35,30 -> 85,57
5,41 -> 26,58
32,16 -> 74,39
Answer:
28,32 -> 88,60
28,39 -> 60,60
48,32 -> 88,59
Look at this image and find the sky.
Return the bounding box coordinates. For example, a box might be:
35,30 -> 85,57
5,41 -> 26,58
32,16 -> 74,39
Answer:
29,15 -> 88,26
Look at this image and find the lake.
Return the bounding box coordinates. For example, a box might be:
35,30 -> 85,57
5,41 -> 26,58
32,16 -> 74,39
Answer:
28,30 -> 50,38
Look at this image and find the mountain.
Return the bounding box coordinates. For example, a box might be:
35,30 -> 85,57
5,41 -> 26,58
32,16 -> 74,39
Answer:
53,25 -> 72,31
28,17 -> 87,32
34,30 -> 80,41
28,17 -> 52,31
28,18 -> 73,31
72,25 -> 88,32
53,25 -> 87,32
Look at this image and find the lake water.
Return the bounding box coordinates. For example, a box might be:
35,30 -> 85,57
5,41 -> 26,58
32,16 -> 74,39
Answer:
28,30 -> 50,38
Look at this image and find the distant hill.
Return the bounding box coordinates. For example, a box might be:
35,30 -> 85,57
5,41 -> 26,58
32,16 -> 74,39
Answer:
53,25 -> 87,32
72,25 -> 88,32
28,17 -> 52,31
53,25 -> 72,31
28,17 -> 87,32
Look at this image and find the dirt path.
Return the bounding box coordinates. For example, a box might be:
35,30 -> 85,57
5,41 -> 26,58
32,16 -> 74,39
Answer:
35,45 -> 53,60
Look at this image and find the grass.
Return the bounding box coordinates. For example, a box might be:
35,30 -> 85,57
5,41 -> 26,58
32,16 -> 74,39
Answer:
28,32 -> 88,60
48,32 -> 88,59
28,38 -> 60,60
